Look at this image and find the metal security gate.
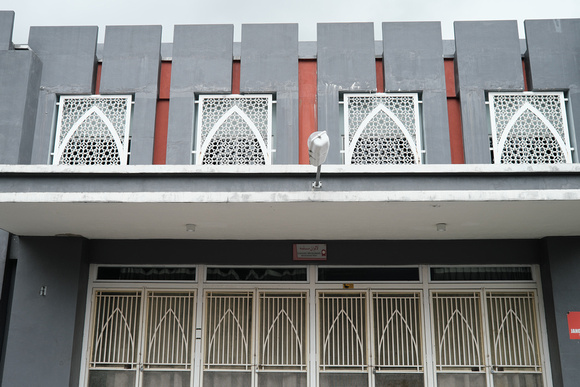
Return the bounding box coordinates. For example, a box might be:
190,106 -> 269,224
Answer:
318,291 -> 424,387
432,291 -> 544,387
203,291 -> 308,387
87,290 -> 196,387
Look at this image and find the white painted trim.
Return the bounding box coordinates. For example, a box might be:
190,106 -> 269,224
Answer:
2,189 -> 580,204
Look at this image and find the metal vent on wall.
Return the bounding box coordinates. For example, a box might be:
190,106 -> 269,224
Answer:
53,95 -> 132,165
196,95 -> 273,165
489,92 -> 572,164
343,93 -> 422,165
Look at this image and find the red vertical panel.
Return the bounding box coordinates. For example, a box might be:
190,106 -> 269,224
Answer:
444,58 -> 464,163
159,61 -> 172,99
95,62 -> 102,94
447,99 -> 465,164
299,60 -> 318,164
232,60 -> 241,94
522,59 -> 529,91
376,59 -> 384,93
153,100 -> 169,164
153,61 -> 172,164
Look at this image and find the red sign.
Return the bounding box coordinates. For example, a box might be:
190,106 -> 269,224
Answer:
293,244 -> 327,261
568,312 -> 580,339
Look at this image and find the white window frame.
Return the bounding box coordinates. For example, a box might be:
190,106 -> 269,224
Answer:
343,93 -> 423,165
194,94 -> 273,165
52,95 -> 133,165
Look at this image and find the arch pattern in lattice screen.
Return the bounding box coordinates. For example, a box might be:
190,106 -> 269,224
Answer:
196,95 -> 272,165
489,92 -> 572,164
53,95 -> 132,165
344,93 -> 422,165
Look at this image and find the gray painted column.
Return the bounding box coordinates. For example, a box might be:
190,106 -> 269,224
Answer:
0,50 -> 42,164
28,26 -> 98,164
525,19 -> 580,163
100,26 -> 162,165
0,11 -> 14,50
382,22 -> 451,164
166,24 -> 233,164
1,237 -> 89,387
240,24 -> 299,164
317,23 -> 377,164
542,237 -> 580,387
0,230 -> 8,298
454,21 -> 524,163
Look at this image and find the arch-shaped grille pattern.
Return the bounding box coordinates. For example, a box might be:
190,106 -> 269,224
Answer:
344,93 -> 421,165
53,95 -> 132,165
489,92 -> 571,164
196,95 -> 272,165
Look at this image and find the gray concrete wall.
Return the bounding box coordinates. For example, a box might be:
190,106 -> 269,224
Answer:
0,11 -> 14,51
454,21 -> 525,163
240,24 -> 299,164
525,19 -> 580,163
0,50 -> 42,164
1,237 -> 89,387
166,24 -> 234,164
541,237 -> 580,387
382,22 -> 451,164
317,23 -> 377,164
100,26 -> 162,165
28,26 -> 98,164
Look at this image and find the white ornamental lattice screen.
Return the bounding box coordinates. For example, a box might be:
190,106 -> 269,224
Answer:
489,92 -> 572,164
53,95 -> 132,165
344,93 -> 422,165
196,95 -> 272,165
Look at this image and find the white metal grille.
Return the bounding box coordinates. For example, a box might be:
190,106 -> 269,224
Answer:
90,291 -> 142,368
204,292 -> 253,370
432,292 -> 483,370
344,93 -> 422,165
487,292 -> 541,371
319,292 -> 367,370
259,292 -> 307,370
373,293 -> 422,371
489,92 -> 572,164
53,95 -> 132,165
196,95 -> 272,165
144,291 -> 196,369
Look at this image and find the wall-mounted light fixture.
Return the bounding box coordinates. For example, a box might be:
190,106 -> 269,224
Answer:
436,223 -> 447,232
308,131 -> 330,189
186,224 -> 196,232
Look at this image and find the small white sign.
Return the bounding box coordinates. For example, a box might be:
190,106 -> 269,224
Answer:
293,244 -> 327,260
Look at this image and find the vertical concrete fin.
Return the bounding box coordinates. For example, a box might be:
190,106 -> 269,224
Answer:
28,26 -> 98,164
240,23 -> 299,164
0,11 -> 14,50
454,21 -> 524,164
317,23 -> 376,164
100,25 -> 162,164
383,22 -> 451,164
166,24 -> 234,165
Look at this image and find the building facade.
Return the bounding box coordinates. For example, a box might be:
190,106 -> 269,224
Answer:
0,10 -> 580,387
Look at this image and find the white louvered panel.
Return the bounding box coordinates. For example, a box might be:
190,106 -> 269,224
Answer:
144,291 -> 196,369
373,293 -> 422,371
432,292 -> 483,370
259,292 -> 307,370
319,292 -> 367,370
90,291 -> 142,368
487,292 -> 542,371
204,292 -> 253,370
